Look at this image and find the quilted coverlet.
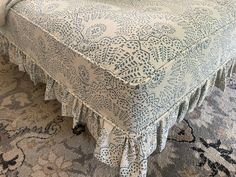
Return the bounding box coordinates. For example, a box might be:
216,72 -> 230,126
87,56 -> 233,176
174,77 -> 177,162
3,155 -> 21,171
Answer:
1,0 -> 236,176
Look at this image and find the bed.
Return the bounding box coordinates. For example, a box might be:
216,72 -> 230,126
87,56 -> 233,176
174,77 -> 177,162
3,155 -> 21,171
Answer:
1,0 -> 236,176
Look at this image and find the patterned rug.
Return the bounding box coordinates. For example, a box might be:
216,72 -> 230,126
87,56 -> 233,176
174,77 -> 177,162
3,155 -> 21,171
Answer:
0,55 -> 235,177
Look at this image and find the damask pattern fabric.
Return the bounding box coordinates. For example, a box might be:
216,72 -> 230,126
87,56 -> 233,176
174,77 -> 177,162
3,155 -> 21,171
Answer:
1,0 -> 236,176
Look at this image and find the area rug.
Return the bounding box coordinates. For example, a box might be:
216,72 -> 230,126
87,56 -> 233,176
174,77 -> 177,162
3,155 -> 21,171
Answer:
0,55 -> 235,177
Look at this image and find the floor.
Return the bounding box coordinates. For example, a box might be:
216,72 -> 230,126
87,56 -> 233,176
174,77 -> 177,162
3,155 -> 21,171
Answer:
0,55 -> 235,177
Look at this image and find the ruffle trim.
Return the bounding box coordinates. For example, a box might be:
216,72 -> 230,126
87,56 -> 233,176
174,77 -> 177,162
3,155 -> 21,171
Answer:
1,33 -> 235,177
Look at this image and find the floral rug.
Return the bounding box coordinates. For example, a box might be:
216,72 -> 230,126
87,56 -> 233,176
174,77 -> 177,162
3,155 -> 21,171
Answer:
0,55 -> 235,177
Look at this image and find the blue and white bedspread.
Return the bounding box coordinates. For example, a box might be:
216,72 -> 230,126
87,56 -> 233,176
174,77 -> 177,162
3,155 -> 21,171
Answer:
1,0 -> 236,176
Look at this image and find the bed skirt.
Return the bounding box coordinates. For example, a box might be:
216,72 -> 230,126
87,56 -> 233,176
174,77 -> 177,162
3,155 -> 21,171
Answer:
1,33 -> 235,177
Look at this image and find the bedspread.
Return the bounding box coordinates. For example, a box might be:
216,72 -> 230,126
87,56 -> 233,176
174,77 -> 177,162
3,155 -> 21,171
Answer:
1,0 -> 236,176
